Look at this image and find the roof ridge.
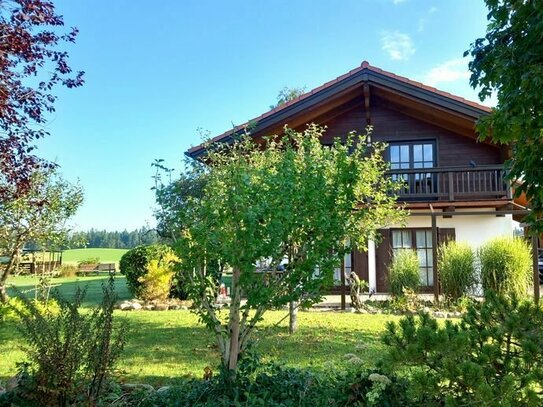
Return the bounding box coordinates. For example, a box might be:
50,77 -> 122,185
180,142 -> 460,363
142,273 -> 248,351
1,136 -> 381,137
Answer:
187,60 -> 491,155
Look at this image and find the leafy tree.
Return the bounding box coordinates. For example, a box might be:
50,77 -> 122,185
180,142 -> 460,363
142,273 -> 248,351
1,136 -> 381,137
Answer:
168,124 -> 404,375
152,158 -> 207,241
0,167 -> 83,302
465,0 -> 543,230
65,227 -> 159,249
0,0 -> 84,202
270,86 -> 307,109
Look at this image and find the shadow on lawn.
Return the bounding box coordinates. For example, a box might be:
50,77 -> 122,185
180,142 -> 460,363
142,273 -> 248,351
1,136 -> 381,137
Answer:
115,313 -> 387,386
6,275 -> 131,307
0,314 -> 387,387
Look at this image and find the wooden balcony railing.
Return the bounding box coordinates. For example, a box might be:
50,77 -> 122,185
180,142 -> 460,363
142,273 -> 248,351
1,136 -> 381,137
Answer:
386,165 -> 511,202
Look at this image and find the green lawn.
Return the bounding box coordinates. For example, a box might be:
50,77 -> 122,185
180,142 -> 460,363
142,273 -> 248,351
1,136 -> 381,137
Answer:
6,275 -> 132,307
62,248 -> 128,265
0,275 -> 400,387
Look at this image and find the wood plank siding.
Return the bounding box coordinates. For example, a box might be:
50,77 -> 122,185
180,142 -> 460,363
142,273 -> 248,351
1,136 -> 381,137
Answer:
186,62 -> 516,293
316,97 -> 501,167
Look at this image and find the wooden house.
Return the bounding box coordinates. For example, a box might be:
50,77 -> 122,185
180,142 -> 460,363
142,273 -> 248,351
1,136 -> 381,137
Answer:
186,61 -> 532,298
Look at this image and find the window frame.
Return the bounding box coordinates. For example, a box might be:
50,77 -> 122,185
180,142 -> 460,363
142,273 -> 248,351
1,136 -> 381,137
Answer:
386,140 -> 438,169
390,227 -> 434,287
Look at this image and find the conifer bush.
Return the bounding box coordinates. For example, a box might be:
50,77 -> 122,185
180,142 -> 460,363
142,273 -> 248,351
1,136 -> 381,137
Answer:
388,250 -> 420,297
438,241 -> 476,301
382,293 -> 543,406
479,237 -> 532,298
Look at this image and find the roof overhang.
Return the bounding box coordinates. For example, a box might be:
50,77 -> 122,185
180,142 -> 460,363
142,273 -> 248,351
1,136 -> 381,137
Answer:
186,61 -> 491,159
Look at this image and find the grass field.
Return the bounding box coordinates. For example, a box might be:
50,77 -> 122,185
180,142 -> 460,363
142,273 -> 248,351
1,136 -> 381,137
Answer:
0,276 -> 400,387
62,248 -> 128,265
6,275 -> 132,307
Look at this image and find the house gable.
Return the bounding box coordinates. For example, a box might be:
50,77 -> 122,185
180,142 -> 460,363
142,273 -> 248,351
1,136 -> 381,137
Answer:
186,61 -> 494,160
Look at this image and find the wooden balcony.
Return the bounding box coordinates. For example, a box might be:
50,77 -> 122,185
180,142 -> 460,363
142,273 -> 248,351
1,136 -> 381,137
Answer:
387,165 -> 511,202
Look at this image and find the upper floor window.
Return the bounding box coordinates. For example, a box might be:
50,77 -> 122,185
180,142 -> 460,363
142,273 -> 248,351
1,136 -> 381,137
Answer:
388,141 -> 436,169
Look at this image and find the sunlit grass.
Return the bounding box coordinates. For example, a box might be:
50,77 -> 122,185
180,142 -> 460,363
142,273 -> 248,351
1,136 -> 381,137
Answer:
0,306 -> 399,386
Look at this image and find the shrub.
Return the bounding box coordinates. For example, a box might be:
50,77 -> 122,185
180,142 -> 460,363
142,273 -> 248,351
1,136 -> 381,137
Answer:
438,241 -> 476,301
127,359 -> 410,407
479,236 -> 532,298
381,293 -> 543,406
5,277 -> 128,407
120,244 -> 179,301
56,264 -> 78,277
389,287 -> 421,313
78,257 -> 100,265
388,250 -> 420,297
137,252 -> 178,302
6,296 -> 60,319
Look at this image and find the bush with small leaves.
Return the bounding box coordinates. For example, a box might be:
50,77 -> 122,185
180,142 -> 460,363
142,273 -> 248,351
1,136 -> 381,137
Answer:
120,244 -> 180,301
125,357 -> 411,407
4,278 -> 128,407
137,251 -> 179,302
381,293 -> 543,406
479,237 -> 532,298
388,250 -> 420,297
438,241 -> 476,301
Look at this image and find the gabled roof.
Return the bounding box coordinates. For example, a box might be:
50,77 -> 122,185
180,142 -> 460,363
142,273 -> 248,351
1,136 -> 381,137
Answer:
186,61 -> 491,159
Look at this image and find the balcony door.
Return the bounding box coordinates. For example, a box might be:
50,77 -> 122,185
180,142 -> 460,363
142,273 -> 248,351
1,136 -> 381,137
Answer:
388,141 -> 436,196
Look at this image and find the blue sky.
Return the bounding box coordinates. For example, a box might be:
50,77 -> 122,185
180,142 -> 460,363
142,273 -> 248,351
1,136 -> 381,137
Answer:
38,0 -> 491,231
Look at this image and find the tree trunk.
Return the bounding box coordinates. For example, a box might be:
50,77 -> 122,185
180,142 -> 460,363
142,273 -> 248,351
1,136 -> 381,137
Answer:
228,267 -> 241,373
289,300 -> 298,334
0,248 -> 18,304
0,283 -> 8,304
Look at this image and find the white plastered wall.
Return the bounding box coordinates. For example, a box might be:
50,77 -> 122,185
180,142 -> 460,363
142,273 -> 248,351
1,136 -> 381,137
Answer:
366,209 -> 514,292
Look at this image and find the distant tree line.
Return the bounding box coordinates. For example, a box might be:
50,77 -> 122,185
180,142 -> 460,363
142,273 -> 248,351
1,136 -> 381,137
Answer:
65,227 -> 159,249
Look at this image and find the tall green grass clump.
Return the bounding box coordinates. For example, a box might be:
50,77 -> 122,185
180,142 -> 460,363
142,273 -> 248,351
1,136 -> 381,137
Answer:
479,237 -> 532,298
438,241 -> 476,301
388,250 -> 420,297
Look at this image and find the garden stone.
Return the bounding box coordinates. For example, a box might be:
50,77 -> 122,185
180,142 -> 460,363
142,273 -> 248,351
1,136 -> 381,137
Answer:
130,302 -> 142,310
434,311 -> 447,318
119,302 -> 132,311
154,303 -> 169,311
453,311 -> 462,318
143,304 -> 155,311
180,306 -> 189,311
422,306 -> 431,314
169,304 -> 181,310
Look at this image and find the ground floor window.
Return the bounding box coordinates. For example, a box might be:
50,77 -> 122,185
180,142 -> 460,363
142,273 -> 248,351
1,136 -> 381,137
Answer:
333,251 -> 352,285
391,229 -> 433,286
